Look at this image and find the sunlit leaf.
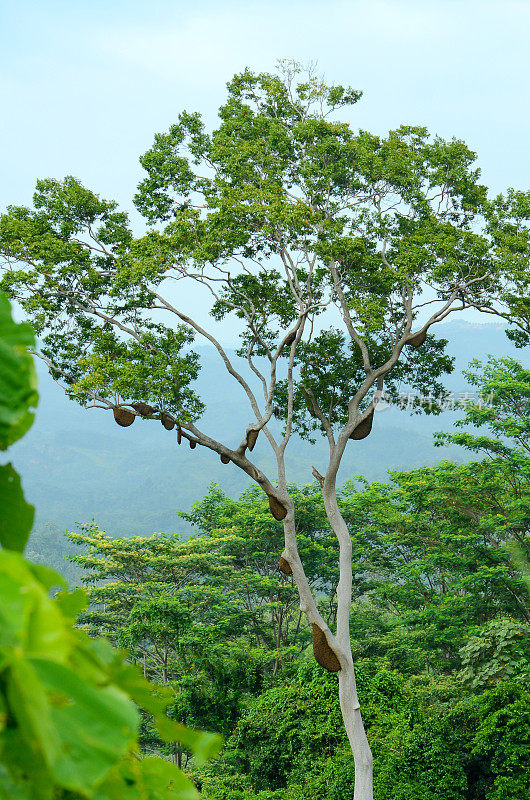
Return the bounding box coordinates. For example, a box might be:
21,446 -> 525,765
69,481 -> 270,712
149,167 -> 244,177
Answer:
0,464 -> 34,552
0,292 -> 38,452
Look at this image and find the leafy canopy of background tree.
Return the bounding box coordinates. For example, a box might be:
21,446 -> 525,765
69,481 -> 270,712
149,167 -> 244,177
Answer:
67,484 -> 342,739
0,292 -> 220,800
343,356 -> 529,670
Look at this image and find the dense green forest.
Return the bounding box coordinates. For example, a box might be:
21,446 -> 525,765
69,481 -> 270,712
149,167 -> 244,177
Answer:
59,355 -> 529,799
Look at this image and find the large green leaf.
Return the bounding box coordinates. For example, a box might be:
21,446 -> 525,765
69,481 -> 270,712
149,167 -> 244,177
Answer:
30,658 -> 139,794
0,763 -> 34,800
53,586 -> 89,620
0,550 -> 68,659
0,292 -> 38,452
0,550 -> 214,798
108,660 -> 222,763
94,757 -> 199,800
0,728 -> 53,800
0,464 -> 34,552
155,716 -> 222,765
6,657 -> 60,773
134,757 -> 199,800
0,553 -> 31,647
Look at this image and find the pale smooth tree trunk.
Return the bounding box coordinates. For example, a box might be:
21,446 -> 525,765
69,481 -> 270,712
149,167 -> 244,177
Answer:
323,477 -> 373,800
280,481 -> 373,800
338,642 -> 373,799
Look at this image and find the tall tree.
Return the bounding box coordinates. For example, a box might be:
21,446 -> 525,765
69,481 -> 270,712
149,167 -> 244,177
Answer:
69,520 -> 275,741
1,62 -> 528,799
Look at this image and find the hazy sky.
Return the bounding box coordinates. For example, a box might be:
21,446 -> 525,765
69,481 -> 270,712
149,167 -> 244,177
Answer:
1,0 -> 529,336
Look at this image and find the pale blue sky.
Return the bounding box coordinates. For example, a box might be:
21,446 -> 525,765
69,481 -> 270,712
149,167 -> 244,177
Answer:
1,0 -> 529,335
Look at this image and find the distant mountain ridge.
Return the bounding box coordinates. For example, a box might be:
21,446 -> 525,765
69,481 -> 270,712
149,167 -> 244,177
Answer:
3,321 -> 527,538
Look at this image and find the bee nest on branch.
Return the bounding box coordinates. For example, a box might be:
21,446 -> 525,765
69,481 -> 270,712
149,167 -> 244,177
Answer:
160,412 -> 175,431
349,408 -> 374,440
246,429 -> 259,451
312,624 -> 341,672
268,494 -> 287,521
278,556 -> 292,575
406,329 -> 427,348
113,407 -> 135,427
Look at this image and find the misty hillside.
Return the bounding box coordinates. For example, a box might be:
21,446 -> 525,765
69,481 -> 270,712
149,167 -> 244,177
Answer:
3,321 -> 527,539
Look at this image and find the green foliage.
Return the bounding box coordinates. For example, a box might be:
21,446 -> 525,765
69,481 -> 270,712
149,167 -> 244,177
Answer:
73,324 -> 204,422
66,484 -> 342,742
69,520 -> 257,737
63,356 -> 529,799
274,328 -> 453,441
2,59 -> 527,797
1,66 -> 528,444
0,179 -> 202,422
196,664 -> 345,795
486,189 -> 530,346
435,355 -> 530,459
0,291 -> 38,553
181,483 -> 343,632
468,683 -> 530,800
0,463 -> 35,553
459,618 -> 530,689
0,291 -> 38,451
195,667 -> 530,800
374,721 -> 468,800
0,550 -> 220,799
343,359 -> 530,672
